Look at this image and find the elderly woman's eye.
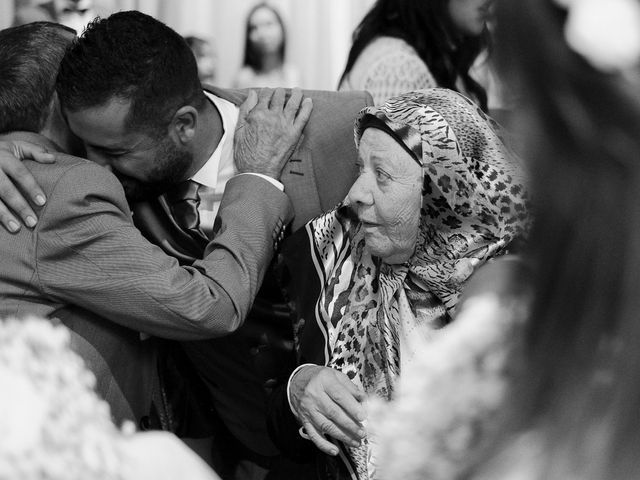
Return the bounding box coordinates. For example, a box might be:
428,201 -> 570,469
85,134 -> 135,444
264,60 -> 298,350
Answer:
376,168 -> 392,181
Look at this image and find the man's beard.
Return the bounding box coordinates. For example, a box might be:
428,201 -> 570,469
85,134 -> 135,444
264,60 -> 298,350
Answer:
118,137 -> 193,202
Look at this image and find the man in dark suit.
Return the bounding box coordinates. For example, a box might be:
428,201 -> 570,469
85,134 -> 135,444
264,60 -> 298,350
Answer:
0,11 -> 371,478
0,21 -> 308,431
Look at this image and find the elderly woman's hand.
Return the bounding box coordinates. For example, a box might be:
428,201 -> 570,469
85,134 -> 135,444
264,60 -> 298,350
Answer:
289,365 -> 367,456
234,87 -> 312,180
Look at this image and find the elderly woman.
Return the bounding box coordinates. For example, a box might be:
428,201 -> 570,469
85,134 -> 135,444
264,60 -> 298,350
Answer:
268,88 -> 529,479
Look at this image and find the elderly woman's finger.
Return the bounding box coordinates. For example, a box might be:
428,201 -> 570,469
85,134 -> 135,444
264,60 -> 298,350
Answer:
292,97 -> 313,134
284,87 -> 303,118
305,403 -> 363,447
325,381 -> 367,427
256,87 -> 274,108
319,399 -> 366,445
270,87 -> 286,110
237,89 -> 258,126
335,373 -> 367,403
301,421 -> 340,456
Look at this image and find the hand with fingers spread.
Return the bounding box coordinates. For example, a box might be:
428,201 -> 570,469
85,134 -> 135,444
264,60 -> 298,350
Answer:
289,364 -> 367,456
0,140 -> 55,233
234,87 -> 313,180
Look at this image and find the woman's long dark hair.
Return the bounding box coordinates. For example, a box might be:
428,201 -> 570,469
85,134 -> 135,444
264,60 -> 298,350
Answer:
242,2 -> 286,72
495,0 -> 640,478
339,0 -> 489,110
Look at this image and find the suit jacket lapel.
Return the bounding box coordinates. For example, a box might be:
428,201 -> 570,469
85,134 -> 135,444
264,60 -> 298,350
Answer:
279,142 -> 322,232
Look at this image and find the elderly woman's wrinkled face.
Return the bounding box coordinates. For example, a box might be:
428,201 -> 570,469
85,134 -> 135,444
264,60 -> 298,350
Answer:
348,128 -> 423,264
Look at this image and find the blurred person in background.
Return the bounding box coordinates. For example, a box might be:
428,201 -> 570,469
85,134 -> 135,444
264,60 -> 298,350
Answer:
338,0 -> 492,108
234,2 -> 300,89
185,35 -> 218,85
13,0 -> 57,25
55,0 -> 97,33
369,0 -> 640,479
13,0 -> 97,33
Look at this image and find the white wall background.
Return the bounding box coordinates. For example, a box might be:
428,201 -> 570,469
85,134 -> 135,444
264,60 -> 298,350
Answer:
1,0 -> 14,26
2,0 -> 375,90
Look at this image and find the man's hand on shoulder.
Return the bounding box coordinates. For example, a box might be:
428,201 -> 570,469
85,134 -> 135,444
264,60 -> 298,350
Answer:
0,140 -> 55,232
234,87 -> 313,180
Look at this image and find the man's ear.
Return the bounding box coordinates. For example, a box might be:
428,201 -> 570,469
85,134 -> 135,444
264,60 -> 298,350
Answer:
42,92 -> 84,156
170,106 -> 198,145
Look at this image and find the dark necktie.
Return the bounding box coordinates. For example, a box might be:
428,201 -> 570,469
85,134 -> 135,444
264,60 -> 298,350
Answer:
165,180 -> 208,244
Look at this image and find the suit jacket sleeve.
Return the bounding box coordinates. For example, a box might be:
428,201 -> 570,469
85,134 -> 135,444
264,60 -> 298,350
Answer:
35,162 -> 292,340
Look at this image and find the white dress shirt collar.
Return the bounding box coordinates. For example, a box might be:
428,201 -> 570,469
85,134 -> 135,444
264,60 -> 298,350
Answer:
190,91 -> 239,190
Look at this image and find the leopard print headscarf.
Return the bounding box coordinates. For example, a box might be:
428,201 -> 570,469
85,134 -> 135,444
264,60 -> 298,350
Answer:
301,88 -> 529,479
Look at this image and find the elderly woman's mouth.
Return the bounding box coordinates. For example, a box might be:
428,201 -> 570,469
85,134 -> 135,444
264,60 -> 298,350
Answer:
359,219 -> 379,228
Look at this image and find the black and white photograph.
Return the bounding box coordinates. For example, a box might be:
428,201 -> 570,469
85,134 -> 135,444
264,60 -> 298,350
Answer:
1,1 -> 639,479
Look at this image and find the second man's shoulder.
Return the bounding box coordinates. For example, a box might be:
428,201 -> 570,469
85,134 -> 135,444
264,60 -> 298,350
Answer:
29,152 -> 125,201
26,151 -> 102,173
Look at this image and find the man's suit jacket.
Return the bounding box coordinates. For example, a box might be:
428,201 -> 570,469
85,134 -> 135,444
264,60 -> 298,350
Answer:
0,131 -> 292,426
132,88 -> 373,457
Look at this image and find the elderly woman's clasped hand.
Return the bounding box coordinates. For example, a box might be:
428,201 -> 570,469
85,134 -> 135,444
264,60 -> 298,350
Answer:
289,365 -> 366,455
289,364 -> 367,456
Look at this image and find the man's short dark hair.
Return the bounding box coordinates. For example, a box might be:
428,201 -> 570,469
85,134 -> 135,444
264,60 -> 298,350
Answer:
56,11 -> 206,137
0,22 -> 75,133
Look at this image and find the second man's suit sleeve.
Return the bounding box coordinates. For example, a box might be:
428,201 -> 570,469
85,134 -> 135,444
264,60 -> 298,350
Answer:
35,162 -> 292,340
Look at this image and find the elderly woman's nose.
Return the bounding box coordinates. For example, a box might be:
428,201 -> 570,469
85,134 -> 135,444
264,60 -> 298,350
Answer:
347,173 -> 373,205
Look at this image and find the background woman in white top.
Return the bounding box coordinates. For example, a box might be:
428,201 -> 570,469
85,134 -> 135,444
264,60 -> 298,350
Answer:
338,0 -> 492,108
